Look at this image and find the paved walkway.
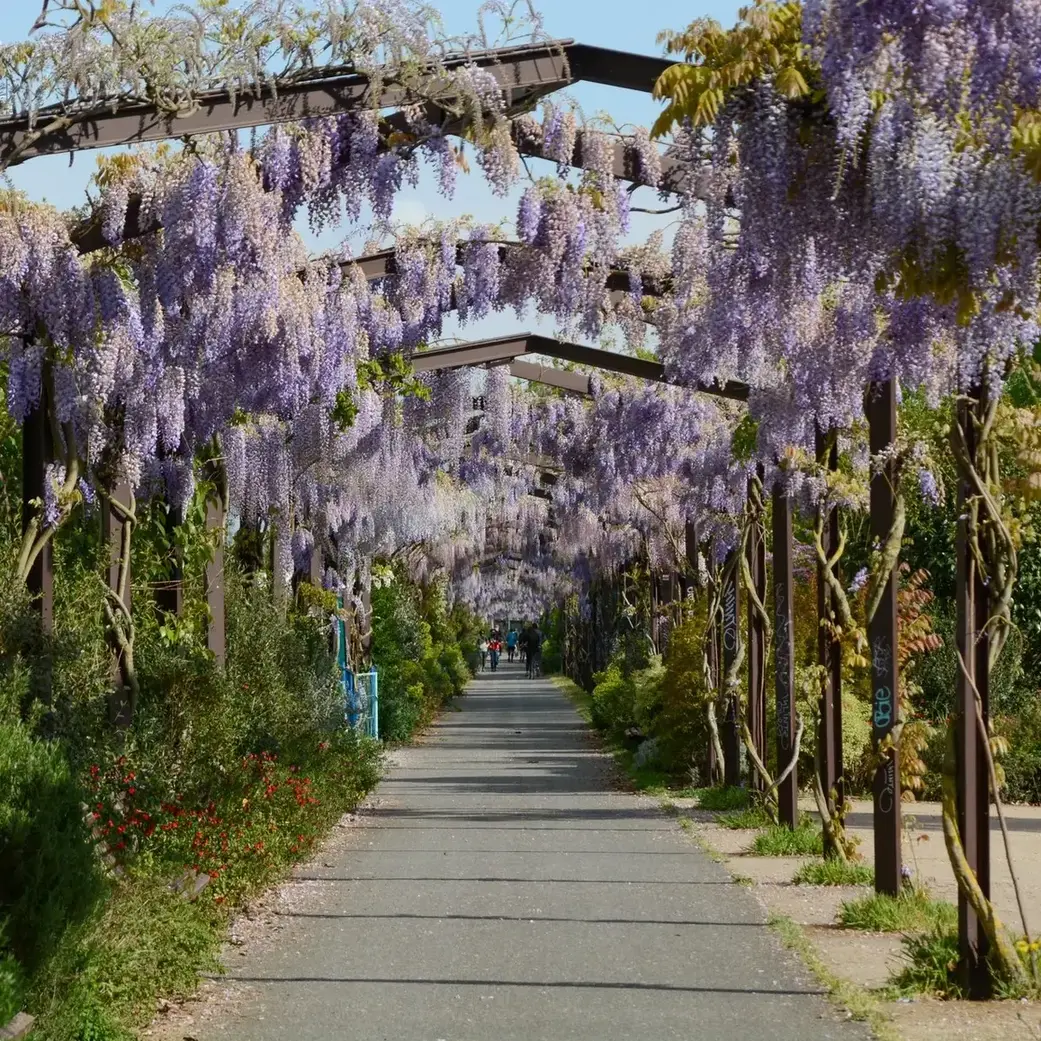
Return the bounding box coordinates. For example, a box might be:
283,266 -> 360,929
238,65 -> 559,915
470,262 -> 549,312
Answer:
208,665 -> 869,1041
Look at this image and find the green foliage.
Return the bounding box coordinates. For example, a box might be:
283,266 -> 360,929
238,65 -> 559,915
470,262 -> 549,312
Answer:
751,820 -> 824,856
587,653 -> 664,744
0,721 -> 103,985
995,699 -> 1041,804
888,925 -> 963,998
0,475 -> 478,1037
370,570 -> 477,743
652,2 -> 817,138
654,614 -> 711,777
792,859 -> 874,886
331,354 -> 431,432
838,889 -> 957,933
590,662 -> 634,738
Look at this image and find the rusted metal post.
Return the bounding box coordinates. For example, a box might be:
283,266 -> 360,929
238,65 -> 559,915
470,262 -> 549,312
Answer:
21,401 -> 54,635
649,567 -> 661,654
721,552 -> 741,787
867,380 -> 902,895
683,519 -> 700,601
816,427 -> 844,852
155,502 -> 184,618
772,483 -> 798,828
205,496 -> 226,667
359,580 -> 373,664
747,483 -> 767,793
706,550 -> 720,783
103,482 -> 134,727
955,394 -> 992,998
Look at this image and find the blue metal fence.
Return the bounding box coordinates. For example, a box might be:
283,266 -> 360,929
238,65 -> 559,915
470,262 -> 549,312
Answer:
335,594 -> 379,739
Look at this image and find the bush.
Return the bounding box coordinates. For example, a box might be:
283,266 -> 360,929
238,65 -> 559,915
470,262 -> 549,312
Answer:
996,699 -> 1041,804
590,661 -> 635,739
370,572 -> 479,743
0,720 -> 105,1003
653,616 -> 711,777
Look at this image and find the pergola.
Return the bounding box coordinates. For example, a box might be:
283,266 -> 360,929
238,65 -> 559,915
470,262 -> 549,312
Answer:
7,31 -> 993,978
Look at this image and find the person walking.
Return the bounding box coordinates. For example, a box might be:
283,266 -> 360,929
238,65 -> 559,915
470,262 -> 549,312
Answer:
506,627 -> 518,663
526,622 -> 543,678
489,635 -> 502,671
518,624 -> 530,675
479,637 -> 488,672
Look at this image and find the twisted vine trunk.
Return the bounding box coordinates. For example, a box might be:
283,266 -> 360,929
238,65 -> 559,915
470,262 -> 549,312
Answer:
945,384 -> 1033,989
100,483 -> 139,726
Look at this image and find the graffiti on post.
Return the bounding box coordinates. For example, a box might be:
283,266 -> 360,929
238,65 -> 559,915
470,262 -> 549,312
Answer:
774,581 -> 791,751
723,578 -> 738,655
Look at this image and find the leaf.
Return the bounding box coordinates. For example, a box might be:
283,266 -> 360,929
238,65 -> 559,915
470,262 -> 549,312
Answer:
775,65 -> 809,99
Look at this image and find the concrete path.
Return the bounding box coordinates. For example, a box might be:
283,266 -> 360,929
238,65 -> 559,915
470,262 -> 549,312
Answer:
209,665 -> 869,1041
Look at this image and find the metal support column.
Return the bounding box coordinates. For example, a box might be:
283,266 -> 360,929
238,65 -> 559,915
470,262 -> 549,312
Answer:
205,496 -> 226,667
867,380 -> 902,894
22,401 -> 54,632
103,482 -> 134,727
721,553 -> 741,788
816,427 -> 845,851
747,486 -> 767,793
955,394 -> 992,997
772,484 -> 798,828
155,502 -> 184,618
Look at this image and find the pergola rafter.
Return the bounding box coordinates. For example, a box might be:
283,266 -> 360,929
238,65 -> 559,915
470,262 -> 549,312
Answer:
410,332 -> 749,402
54,40 -> 681,255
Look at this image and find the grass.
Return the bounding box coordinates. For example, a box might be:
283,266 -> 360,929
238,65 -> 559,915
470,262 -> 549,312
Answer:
716,806 -> 772,830
838,887 -> 957,933
889,925 -> 1041,1001
750,821 -> 824,856
769,914 -> 901,1041
888,925 -> 963,998
694,785 -> 751,811
792,859 -> 875,886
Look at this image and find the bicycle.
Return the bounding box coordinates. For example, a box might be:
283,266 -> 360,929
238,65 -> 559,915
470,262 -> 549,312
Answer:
528,649 -> 541,679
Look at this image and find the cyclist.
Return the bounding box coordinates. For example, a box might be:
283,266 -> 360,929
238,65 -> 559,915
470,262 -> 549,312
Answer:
526,622 -> 543,678
518,623 -> 530,674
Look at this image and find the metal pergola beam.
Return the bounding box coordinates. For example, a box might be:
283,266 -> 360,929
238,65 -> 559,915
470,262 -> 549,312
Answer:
507,359 -> 590,395
1,40 -> 573,167
65,40 -> 679,254
410,332 -> 750,402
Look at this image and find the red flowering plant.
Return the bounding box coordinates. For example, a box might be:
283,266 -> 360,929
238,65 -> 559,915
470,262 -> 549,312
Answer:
143,739 -> 346,903
82,753 -> 158,871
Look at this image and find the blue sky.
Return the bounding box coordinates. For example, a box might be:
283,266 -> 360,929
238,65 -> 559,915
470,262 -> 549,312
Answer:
0,0 -> 744,345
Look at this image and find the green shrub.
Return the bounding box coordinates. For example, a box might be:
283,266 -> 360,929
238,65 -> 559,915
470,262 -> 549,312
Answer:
653,616 -> 710,776
0,720 -> 104,983
996,700 -> 1041,804
590,661 -> 635,739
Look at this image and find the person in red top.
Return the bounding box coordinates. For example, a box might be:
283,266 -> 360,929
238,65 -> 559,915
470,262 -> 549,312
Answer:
488,635 -> 502,671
